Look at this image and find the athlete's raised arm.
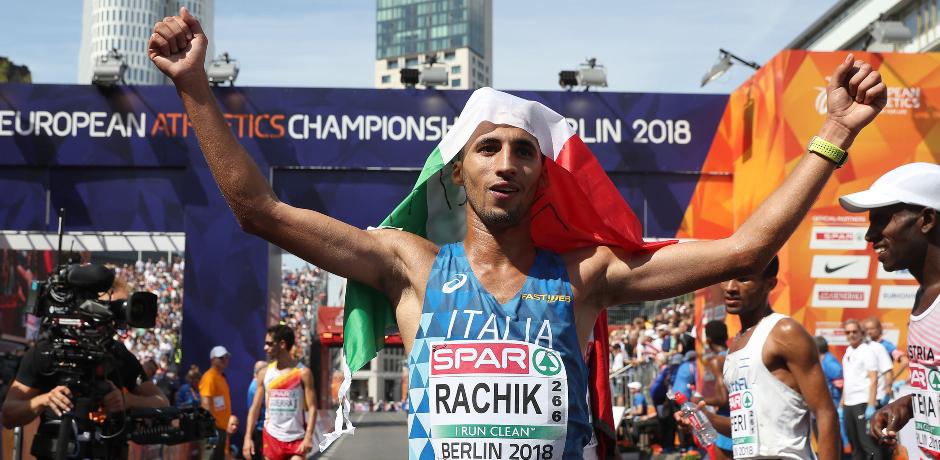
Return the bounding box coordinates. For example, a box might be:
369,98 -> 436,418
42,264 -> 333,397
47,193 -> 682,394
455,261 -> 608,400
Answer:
148,8 -> 422,294
588,55 -> 886,306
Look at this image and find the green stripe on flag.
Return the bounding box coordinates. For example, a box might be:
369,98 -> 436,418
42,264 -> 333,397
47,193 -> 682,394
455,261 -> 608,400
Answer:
430,424 -> 565,439
343,148 -> 444,372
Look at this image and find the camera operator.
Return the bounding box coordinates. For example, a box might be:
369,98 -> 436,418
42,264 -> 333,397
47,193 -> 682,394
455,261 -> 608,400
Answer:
0,276 -> 169,457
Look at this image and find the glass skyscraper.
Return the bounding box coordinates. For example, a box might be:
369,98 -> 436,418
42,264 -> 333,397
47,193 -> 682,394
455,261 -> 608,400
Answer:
374,0 -> 491,90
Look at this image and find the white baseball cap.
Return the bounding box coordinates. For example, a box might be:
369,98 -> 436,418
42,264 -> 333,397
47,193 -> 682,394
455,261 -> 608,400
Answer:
209,345 -> 229,359
839,163 -> 940,212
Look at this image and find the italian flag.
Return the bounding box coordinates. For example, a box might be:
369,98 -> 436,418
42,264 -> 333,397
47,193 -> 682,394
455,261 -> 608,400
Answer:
321,88 -> 670,455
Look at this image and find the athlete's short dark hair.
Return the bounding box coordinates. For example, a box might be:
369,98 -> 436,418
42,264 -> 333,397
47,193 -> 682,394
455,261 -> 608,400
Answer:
267,324 -> 295,350
761,256 -> 779,279
704,320 -> 728,347
814,336 -> 829,354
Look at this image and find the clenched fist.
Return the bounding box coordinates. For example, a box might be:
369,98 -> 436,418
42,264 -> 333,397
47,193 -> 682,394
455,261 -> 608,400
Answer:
148,7 -> 207,85
824,53 -> 888,146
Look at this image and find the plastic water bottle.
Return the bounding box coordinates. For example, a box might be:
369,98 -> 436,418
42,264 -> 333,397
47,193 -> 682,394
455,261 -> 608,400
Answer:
672,391 -> 718,447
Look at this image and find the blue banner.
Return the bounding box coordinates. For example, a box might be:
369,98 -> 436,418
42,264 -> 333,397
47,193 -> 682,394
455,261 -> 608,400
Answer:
0,83 -> 728,434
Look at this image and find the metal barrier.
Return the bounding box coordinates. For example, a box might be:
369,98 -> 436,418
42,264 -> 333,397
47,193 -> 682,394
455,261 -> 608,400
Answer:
609,361 -> 657,412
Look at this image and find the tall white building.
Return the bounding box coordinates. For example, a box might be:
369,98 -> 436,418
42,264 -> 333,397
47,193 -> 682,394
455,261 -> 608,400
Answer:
788,0 -> 938,52
78,0 -> 215,85
374,0 -> 492,90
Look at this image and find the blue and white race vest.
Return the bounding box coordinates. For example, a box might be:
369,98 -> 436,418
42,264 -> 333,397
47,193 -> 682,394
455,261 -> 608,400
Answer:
407,243 -> 591,460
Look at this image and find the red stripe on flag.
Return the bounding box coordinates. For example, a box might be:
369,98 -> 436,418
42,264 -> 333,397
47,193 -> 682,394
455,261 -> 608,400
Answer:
532,134 -> 671,253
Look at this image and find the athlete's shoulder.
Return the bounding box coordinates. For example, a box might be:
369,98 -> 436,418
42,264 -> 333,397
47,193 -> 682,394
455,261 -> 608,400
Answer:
768,316 -> 817,360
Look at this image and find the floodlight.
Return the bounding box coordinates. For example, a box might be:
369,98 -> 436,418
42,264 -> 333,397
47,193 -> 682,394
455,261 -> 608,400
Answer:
400,68 -> 420,86
419,66 -> 448,87
558,70 -> 579,89
700,49 -> 760,88
577,67 -> 607,88
92,49 -> 127,86
870,20 -> 913,45
207,52 -> 239,86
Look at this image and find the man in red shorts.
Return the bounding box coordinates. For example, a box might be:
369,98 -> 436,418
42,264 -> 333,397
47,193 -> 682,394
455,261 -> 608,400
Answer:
244,325 -> 317,460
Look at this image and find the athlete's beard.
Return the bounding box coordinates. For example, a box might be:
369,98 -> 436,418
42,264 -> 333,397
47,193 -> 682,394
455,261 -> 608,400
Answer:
466,191 -> 529,229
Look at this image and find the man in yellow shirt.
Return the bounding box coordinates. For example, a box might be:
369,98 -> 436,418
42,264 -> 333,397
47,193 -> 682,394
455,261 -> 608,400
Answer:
200,345 -> 232,460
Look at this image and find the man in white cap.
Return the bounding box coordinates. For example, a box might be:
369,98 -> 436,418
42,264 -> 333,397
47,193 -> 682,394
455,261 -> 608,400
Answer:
200,345 -> 232,460
148,8 -> 885,459
842,163 -> 940,459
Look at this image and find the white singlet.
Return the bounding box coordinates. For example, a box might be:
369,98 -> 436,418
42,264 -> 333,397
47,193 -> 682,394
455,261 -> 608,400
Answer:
263,362 -> 307,442
907,289 -> 940,459
723,313 -> 815,459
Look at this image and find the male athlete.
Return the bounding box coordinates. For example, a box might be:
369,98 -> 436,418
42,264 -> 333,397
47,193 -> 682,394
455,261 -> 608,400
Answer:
244,325 -> 317,460
148,8 -> 884,459
685,258 -> 839,459
835,163 -> 940,459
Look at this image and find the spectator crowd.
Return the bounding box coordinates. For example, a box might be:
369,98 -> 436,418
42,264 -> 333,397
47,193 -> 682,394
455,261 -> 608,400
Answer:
279,263 -> 327,362
114,255 -> 185,386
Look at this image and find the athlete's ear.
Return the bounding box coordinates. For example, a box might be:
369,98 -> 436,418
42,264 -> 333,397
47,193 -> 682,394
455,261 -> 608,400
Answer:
920,207 -> 936,235
538,154 -> 549,191
766,276 -> 778,292
451,149 -> 465,186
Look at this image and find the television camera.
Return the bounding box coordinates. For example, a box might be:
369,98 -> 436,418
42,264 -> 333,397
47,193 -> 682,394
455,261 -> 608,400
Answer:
23,259 -> 214,459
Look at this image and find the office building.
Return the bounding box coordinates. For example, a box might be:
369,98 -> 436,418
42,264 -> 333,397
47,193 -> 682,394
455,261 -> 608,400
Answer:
78,0 -> 215,85
375,0 -> 492,90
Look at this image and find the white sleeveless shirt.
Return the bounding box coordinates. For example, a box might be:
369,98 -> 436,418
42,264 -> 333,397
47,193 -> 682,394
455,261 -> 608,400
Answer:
723,313 -> 815,459
906,289 -> 940,458
263,362 -> 307,442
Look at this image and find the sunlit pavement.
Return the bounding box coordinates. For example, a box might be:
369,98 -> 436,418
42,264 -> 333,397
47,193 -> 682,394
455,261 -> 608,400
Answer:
316,411 -> 407,460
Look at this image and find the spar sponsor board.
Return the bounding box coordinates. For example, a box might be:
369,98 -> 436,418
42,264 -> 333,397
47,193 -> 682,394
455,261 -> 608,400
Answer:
809,226 -> 868,250
428,340 -> 569,459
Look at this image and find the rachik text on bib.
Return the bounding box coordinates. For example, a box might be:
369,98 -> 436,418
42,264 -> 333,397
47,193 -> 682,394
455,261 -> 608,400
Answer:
729,387 -> 759,458
428,339 -> 568,459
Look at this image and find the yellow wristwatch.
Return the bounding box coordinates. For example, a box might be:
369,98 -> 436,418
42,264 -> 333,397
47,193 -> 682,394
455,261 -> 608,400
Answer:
808,136 -> 848,168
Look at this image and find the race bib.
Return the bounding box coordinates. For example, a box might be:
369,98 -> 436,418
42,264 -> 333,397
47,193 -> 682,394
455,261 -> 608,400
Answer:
212,395 -> 226,411
428,340 -> 567,460
268,389 -> 299,413
729,388 -> 759,458
910,362 -> 940,458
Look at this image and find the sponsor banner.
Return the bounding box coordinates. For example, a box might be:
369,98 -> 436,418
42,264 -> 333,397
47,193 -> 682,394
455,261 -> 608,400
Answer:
809,226 -> 868,250
877,284 -> 920,309
876,262 -> 917,280
681,50 -> 940,369
811,284 -> 871,309
816,324 -> 849,347
810,254 -> 871,279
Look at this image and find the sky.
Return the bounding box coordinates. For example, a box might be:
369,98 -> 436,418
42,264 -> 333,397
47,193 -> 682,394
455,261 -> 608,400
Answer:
1,0 -> 838,94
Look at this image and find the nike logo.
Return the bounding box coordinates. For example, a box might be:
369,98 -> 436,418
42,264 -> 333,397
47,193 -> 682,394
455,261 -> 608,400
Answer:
824,261 -> 856,273
442,274 -> 468,293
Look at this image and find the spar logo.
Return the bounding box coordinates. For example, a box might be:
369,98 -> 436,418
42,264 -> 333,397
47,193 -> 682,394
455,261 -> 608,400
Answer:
810,226 -> 867,250
532,348 -> 562,376
931,370 -> 940,392
430,342 -> 528,375
729,391 -> 753,411
911,367 -> 928,389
